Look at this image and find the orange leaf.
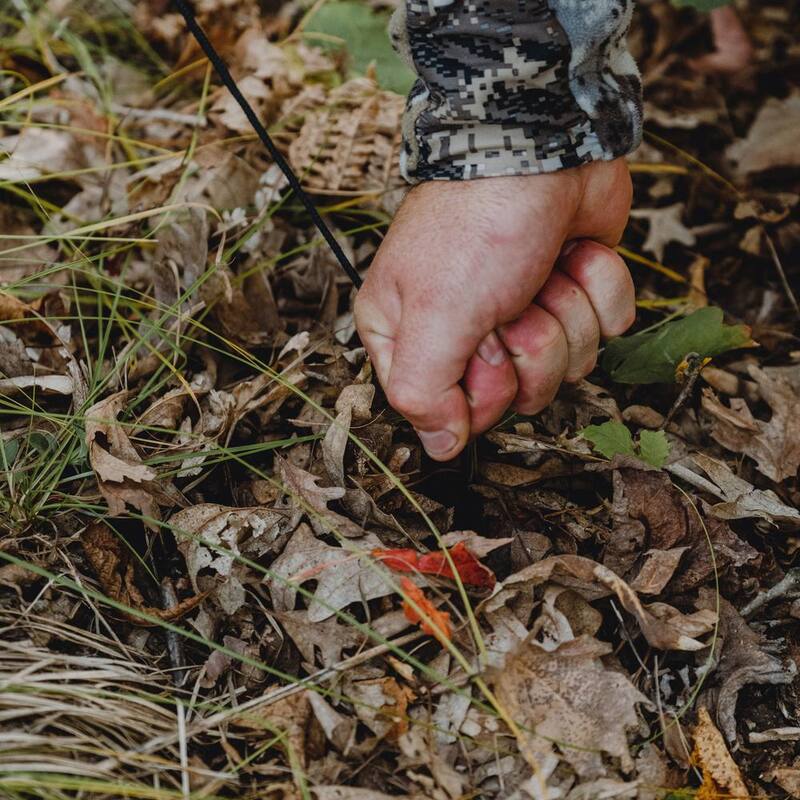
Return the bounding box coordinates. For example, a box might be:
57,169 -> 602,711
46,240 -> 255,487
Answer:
374,542 -> 495,590
417,542 -> 496,589
371,548 -> 420,572
400,578 -> 451,641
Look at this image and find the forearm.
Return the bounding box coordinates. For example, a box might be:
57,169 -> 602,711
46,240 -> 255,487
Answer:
391,0 -> 642,182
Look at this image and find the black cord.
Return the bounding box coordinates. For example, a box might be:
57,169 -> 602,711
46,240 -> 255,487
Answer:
172,0 -> 363,288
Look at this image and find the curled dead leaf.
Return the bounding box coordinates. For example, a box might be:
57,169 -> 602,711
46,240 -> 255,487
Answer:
487,554 -> 715,651
82,522 -> 204,624
702,366 -> 800,483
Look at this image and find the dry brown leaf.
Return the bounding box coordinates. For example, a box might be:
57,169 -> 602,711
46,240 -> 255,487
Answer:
85,391 -> 176,528
267,523 -> 394,622
486,554 -> 715,651
495,634 -> 649,778
690,453 -> 800,527
170,503 -> 290,615
0,291 -> 58,343
696,588 -> 795,743
275,609 -> 364,667
727,91 -> 800,175
690,6 -> 753,75
233,692 -> 311,768
692,707 -> 750,799
629,547 -> 689,595
344,676 -> 415,742
763,767 -> 800,798
289,78 -> 405,197
702,366 -> 800,482
313,789 -> 425,800
152,209 -> 208,302
0,563 -> 38,593
0,128 -> 88,182
323,383 -> 375,486
629,203 -> 697,261
82,522 -> 204,624
610,469 -> 759,591
0,206 -> 56,281
278,457 -> 364,539
0,374 -> 73,396
135,388 -> 190,433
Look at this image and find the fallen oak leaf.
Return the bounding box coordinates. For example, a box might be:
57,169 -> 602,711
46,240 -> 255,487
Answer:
371,548 -> 420,572
701,365 -> 800,483
495,633 -> 650,778
696,588 -> 796,743
373,542 -> 496,590
690,453 -> 800,527
268,523 -> 394,622
83,522 -> 205,625
278,456 -> 364,539
418,542 -> 496,590
629,202 -> 697,262
400,578 -> 451,641
86,391 -> 181,528
610,468 -> 759,592
486,554 -> 714,651
170,502 -> 292,615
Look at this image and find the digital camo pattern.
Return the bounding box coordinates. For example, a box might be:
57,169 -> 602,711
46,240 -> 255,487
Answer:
391,0 -> 642,181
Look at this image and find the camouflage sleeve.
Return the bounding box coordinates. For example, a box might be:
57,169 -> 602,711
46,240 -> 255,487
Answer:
390,0 -> 643,182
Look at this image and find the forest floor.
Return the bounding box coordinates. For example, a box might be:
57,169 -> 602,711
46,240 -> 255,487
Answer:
1,1 -> 799,798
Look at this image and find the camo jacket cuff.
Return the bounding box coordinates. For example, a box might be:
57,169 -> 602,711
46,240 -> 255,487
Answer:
390,0 -> 643,182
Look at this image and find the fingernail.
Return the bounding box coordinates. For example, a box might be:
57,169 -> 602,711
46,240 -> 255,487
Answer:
416,429 -> 458,457
561,239 -> 580,257
477,332 -> 507,367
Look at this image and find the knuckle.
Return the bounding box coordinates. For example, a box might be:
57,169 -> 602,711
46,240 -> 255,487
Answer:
386,380 -> 427,420
531,312 -> 567,354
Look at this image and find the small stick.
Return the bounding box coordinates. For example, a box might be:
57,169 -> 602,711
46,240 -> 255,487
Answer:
161,577 -> 190,687
661,353 -> 707,430
740,568 -> 800,619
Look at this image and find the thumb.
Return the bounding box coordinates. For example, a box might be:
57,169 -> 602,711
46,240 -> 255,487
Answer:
385,306 -> 479,461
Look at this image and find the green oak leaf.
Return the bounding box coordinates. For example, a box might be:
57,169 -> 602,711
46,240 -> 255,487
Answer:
601,307 -> 753,384
303,2 -> 415,95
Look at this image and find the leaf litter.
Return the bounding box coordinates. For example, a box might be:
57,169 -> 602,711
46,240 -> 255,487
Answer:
1,1 -> 799,799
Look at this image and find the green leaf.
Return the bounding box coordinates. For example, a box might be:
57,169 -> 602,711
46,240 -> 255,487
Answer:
671,0 -> 730,10
304,2 -> 416,95
581,422 -> 672,468
581,421 -> 635,460
1,438 -> 20,469
28,431 -> 58,456
601,307 -> 753,384
638,430 -> 670,469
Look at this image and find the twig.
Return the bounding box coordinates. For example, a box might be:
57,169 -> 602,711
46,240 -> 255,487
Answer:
661,353 -> 707,429
161,578 -> 190,687
740,568 -> 800,618
665,463 -> 726,501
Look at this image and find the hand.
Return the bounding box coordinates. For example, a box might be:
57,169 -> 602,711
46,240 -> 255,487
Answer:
354,159 -> 636,461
